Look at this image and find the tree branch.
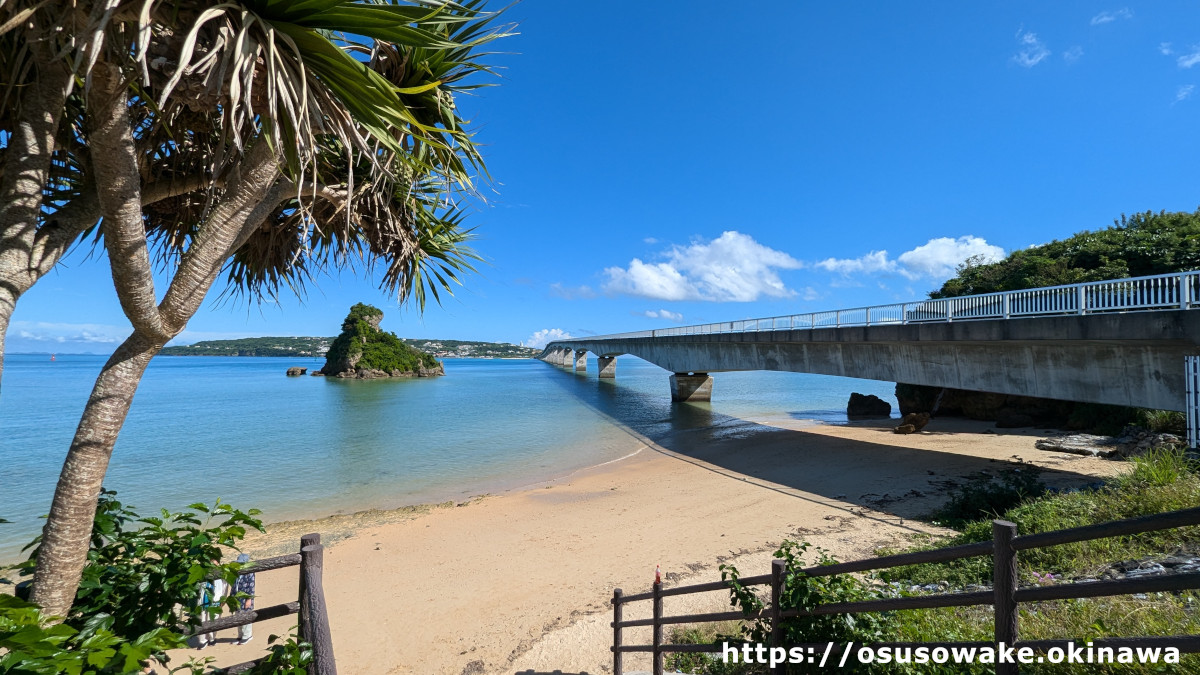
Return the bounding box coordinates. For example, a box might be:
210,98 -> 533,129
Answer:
142,173 -> 222,206
31,181 -> 100,275
158,139 -> 282,331
87,61 -> 168,340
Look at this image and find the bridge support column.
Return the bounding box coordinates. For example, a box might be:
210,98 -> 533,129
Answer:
574,350 -> 588,372
557,348 -> 571,367
670,373 -> 713,402
598,356 -> 617,378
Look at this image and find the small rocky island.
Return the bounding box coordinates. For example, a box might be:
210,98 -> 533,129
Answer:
314,303 -> 444,379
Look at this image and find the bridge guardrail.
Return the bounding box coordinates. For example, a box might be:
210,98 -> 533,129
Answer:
553,270 -> 1199,344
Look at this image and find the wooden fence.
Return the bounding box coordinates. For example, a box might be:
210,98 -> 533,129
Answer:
612,506 -> 1200,675
193,533 -> 336,675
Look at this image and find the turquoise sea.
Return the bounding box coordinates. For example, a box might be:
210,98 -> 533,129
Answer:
0,353 -> 898,560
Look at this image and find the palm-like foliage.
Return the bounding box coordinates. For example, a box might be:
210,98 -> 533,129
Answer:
3,0 -> 509,308
3,0 -> 510,621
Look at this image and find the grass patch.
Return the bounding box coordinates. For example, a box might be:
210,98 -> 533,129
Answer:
881,449 -> 1200,588
930,462 -> 1047,530
662,449 -> 1200,674
665,622 -> 754,675
894,593 -> 1200,674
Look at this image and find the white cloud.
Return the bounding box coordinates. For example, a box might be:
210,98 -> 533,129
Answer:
1090,8 -> 1132,25
603,231 -> 803,302
11,321 -> 125,344
1160,42 -> 1174,56
815,236 -> 1005,282
523,328 -> 572,349
1012,30 -> 1050,68
1063,46 -> 1084,63
815,250 -> 895,275
640,309 -> 684,322
1179,47 -> 1200,69
643,237 -> 658,245
897,236 -> 1005,279
801,286 -> 820,302
1177,84 -> 1195,102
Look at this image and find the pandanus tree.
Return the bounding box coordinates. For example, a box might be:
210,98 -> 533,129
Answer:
0,0 -> 508,618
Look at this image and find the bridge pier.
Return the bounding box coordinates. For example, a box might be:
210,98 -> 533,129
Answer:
574,350 -> 588,372
598,356 -> 617,379
670,372 -> 713,402
557,348 -> 571,367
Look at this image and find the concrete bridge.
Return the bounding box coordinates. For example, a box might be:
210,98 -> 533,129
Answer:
538,271 -> 1200,445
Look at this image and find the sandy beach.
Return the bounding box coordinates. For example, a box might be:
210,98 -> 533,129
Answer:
179,418 -> 1123,674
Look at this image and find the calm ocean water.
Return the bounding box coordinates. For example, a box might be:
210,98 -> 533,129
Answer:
0,353 -> 898,559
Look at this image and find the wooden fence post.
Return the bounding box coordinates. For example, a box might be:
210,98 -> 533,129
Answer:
770,559 -> 785,675
993,520 -> 1019,675
298,533 -> 320,642
612,589 -> 623,675
299,534 -> 337,675
652,580 -> 663,675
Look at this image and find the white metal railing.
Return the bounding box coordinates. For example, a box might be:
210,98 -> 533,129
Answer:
549,270 -> 1200,344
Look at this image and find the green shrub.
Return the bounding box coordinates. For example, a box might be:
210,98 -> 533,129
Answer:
1135,409 -> 1188,436
930,466 -> 1047,530
931,209 -> 1200,299
0,594 -> 203,675
245,632 -> 314,675
18,490 -> 263,638
718,541 -> 893,674
0,492 -> 317,674
883,448 -> 1200,588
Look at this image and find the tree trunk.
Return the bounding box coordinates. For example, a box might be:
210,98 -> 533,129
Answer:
28,331 -> 161,618
27,152 -> 287,618
0,49 -> 72,389
0,283 -> 14,390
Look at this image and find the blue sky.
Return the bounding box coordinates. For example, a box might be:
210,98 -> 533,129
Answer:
9,1 -> 1200,353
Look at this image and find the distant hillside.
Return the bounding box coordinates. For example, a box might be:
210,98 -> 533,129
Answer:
161,335 -> 538,358
162,336 -> 332,357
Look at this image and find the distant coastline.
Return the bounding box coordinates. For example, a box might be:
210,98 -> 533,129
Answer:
159,335 -> 540,359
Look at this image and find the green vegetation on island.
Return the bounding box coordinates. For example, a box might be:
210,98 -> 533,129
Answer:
931,209 -> 1200,299
321,303 -> 441,377
161,336 -> 333,357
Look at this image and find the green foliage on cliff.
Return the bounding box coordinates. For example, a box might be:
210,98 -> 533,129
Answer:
324,303 -> 438,374
341,302 -> 384,332
931,209 -> 1200,298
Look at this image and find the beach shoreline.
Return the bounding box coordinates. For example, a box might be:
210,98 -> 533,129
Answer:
175,416 -> 1126,675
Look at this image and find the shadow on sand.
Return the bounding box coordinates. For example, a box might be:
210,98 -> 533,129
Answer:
543,365 -> 1106,525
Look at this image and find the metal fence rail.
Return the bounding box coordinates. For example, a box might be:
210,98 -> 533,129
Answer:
554,271 -> 1200,344
611,506 -> 1200,675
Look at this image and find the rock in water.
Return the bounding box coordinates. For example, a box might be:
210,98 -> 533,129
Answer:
319,303 -> 443,379
847,392 -> 892,419
286,367 -> 307,376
